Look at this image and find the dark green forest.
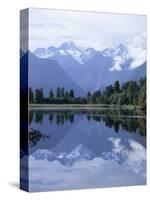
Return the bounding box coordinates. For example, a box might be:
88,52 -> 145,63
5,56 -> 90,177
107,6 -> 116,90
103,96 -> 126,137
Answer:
29,78 -> 146,110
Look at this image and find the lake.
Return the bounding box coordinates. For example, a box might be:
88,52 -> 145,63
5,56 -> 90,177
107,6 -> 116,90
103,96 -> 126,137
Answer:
21,108 -> 146,192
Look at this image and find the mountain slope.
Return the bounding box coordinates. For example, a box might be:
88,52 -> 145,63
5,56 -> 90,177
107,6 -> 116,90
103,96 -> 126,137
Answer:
76,53 -> 113,91
77,53 -> 146,91
50,54 -> 82,83
32,41 -> 146,92
101,62 -> 146,88
21,51 -> 84,96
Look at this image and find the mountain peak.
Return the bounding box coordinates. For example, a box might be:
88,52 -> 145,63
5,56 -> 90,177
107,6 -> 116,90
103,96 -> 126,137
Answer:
115,43 -> 128,55
59,41 -> 77,50
47,46 -> 58,52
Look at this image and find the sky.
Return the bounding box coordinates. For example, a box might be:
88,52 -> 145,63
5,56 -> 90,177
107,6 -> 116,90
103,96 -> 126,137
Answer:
26,8 -> 147,51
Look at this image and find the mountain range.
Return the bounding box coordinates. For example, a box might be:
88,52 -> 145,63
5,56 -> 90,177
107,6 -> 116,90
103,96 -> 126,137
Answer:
20,41 -> 146,95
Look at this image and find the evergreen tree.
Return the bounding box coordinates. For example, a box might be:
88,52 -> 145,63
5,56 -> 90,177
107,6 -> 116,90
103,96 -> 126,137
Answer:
56,87 -> 61,98
114,80 -> 120,93
49,89 -> 54,98
69,89 -> 74,98
60,87 -> 65,97
32,77 -> 146,107
65,91 -> 69,97
87,91 -> 91,97
29,87 -> 34,103
35,88 -> 43,103
138,78 -> 146,110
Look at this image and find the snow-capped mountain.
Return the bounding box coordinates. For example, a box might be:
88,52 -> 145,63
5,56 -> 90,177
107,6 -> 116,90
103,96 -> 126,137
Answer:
31,144 -> 94,167
102,44 -> 129,58
33,40 -> 146,71
31,40 -> 146,93
102,44 -> 132,71
33,41 -> 98,64
31,137 -> 146,168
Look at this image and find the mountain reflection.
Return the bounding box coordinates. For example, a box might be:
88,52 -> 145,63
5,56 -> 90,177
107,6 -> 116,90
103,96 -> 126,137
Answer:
20,109 -> 147,191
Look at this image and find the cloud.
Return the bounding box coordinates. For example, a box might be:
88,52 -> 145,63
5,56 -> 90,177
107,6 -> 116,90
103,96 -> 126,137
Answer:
109,33 -> 146,71
108,137 -> 146,176
28,8 -> 146,51
125,140 -> 146,175
109,138 -> 124,153
126,33 -> 147,69
109,56 -> 125,71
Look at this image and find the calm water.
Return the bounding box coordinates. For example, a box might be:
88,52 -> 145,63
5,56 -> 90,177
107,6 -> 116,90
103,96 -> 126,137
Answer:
21,109 -> 146,192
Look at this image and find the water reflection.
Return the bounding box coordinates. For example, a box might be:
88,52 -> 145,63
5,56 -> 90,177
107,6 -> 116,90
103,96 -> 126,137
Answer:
22,109 -> 146,191
29,109 -> 146,136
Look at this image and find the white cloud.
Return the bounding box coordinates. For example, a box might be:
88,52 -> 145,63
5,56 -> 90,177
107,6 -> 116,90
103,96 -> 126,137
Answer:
125,140 -> 146,175
126,33 -> 147,69
109,33 -> 146,71
28,8 -> 147,51
109,138 -> 124,153
109,56 -> 125,71
108,137 -> 146,176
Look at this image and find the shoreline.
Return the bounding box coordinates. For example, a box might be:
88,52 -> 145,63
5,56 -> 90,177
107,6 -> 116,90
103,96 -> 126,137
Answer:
28,104 -> 143,110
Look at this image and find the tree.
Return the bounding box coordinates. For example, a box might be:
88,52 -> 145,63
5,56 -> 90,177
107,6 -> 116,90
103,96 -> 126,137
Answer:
69,89 -> 74,98
119,92 -> 129,105
105,85 -> 114,100
35,88 -> 43,103
114,80 -> 120,93
56,87 -> 61,98
60,87 -> 65,97
87,91 -> 91,97
65,91 -> 69,97
29,87 -> 34,103
124,81 -> 139,104
138,78 -> 146,110
49,89 -> 54,98
32,77 -> 146,107
91,91 -> 97,104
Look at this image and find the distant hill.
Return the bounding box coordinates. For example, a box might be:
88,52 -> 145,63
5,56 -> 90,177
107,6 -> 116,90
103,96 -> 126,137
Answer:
21,51 -> 84,96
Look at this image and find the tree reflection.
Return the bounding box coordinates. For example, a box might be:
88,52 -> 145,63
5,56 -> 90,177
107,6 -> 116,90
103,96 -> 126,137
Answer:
29,128 -> 50,148
29,109 -> 146,136
35,111 -> 43,124
29,110 -> 33,124
29,128 -> 42,147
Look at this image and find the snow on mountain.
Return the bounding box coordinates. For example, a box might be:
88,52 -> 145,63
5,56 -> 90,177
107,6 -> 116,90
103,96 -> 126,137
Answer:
33,46 -> 68,58
102,44 -> 132,71
31,144 -> 93,167
102,48 -> 114,57
126,33 -> 146,69
33,38 -> 146,71
33,41 -> 98,64
59,41 -> 85,62
102,33 -> 146,71
33,48 -> 49,58
66,144 -> 93,161
32,149 -> 56,161
31,39 -> 146,92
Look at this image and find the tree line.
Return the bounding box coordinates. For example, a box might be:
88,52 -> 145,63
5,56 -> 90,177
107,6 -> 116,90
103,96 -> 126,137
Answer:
29,78 -> 146,110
